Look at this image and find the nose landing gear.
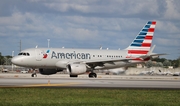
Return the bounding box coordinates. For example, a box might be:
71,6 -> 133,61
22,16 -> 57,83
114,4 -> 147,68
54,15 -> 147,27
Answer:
31,70 -> 37,77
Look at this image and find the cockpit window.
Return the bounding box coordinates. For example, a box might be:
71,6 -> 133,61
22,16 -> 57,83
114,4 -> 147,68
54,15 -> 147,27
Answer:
18,53 -> 23,55
23,53 -> 26,56
18,52 -> 30,56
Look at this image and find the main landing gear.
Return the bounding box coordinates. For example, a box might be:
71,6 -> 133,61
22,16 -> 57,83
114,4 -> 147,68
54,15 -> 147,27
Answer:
69,73 -> 97,78
89,72 -> 97,78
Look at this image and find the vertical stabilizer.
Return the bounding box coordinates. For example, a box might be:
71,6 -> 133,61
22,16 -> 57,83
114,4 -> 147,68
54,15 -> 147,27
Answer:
126,21 -> 156,57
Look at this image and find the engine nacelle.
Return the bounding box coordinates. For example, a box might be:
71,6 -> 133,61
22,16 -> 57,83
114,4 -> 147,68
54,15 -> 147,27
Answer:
39,68 -> 62,75
67,63 -> 87,75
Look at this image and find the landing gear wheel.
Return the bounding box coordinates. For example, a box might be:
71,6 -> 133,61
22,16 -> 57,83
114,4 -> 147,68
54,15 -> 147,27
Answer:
89,73 -> 97,78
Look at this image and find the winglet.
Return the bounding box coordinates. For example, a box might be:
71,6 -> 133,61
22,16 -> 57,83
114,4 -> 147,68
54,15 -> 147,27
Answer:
147,45 -> 156,55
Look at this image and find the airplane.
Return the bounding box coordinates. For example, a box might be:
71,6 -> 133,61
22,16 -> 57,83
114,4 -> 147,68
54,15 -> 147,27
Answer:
11,21 -> 164,78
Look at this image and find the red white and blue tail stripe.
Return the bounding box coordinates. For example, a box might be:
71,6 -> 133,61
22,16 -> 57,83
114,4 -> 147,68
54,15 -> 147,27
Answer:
126,21 -> 156,57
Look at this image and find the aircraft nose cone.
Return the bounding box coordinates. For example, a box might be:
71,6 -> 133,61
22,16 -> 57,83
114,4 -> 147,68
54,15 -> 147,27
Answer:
11,57 -> 22,65
11,57 -> 17,64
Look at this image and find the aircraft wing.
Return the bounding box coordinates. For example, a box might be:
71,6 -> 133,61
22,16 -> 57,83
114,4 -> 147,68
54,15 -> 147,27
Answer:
84,53 -> 167,68
84,58 -> 132,68
141,45 -> 167,60
139,53 -> 167,60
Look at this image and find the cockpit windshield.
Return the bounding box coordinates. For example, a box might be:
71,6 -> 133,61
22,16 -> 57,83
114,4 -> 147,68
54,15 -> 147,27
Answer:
18,52 -> 30,56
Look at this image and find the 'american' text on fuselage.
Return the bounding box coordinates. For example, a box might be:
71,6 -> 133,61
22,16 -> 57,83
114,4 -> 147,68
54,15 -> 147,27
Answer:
51,51 -> 91,59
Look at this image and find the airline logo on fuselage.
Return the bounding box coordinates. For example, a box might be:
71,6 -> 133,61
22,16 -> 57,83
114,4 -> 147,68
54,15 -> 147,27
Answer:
43,50 -> 50,58
51,51 -> 91,59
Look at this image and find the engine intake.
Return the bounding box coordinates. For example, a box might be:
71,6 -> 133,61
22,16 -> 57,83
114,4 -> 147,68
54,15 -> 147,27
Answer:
67,63 -> 87,75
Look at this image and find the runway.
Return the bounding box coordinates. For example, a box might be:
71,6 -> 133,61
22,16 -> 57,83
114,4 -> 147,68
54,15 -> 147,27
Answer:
0,73 -> 180,89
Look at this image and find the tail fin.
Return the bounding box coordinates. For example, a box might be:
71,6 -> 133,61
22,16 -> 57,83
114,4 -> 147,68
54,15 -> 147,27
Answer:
126,21 -> 156,56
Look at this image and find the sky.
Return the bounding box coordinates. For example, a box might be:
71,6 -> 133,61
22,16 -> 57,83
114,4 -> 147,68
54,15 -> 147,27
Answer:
0,0 -> 180,60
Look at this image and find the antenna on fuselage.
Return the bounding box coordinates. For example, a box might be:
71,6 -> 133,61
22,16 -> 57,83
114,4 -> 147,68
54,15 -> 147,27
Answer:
35,45 -> 38,48
47,39 -> 50,48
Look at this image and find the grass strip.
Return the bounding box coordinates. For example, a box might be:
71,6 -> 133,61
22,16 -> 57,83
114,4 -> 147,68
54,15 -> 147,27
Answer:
0,88 -> 180,106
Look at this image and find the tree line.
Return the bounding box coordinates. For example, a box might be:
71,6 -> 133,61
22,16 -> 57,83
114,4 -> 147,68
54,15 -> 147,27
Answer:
0,52 -> 12,65
145,57 -> 180,68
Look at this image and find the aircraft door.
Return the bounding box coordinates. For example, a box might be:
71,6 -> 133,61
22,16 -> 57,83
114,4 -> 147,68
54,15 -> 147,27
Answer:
35,49 -> 43,61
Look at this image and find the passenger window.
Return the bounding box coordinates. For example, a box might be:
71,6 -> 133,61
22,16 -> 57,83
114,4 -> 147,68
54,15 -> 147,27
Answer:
27,53 -> 30,56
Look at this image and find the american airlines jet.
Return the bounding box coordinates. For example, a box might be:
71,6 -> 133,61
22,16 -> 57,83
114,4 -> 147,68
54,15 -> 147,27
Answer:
11,21 -> 163,78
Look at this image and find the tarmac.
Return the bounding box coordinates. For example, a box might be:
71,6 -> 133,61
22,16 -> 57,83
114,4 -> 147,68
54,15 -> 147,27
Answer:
0,73 -> 180,89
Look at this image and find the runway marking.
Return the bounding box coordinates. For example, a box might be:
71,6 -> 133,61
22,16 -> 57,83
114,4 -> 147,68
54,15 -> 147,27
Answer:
23,82 -> 81,87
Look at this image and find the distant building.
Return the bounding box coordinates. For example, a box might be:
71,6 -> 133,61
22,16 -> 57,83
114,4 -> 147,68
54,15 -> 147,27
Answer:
137,64 -> 143,68
168,66 -> 173,69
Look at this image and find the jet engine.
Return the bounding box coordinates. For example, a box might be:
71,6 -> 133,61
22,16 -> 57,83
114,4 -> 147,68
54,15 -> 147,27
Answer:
39,68 -> 62,75
67,63 -> 87,75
